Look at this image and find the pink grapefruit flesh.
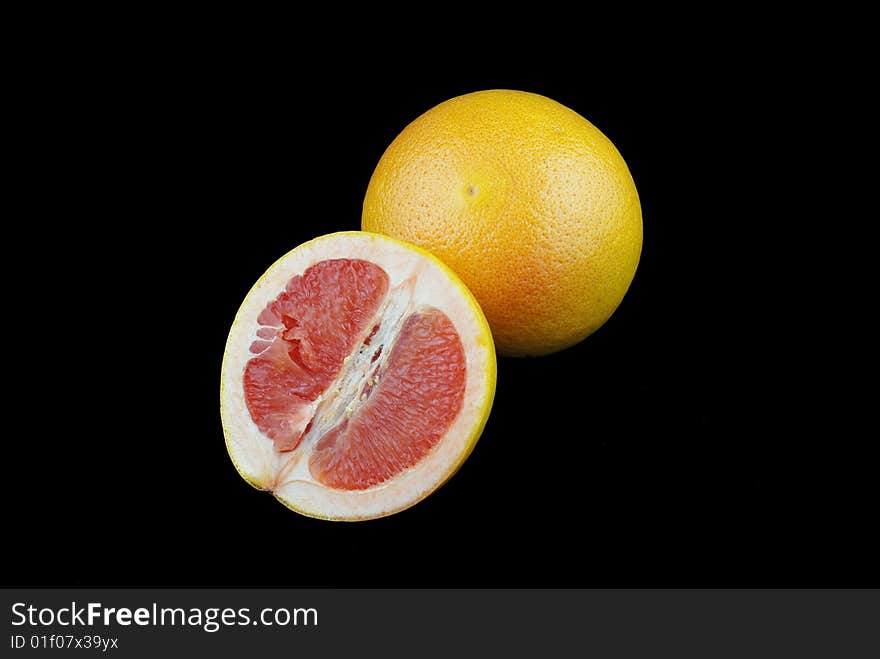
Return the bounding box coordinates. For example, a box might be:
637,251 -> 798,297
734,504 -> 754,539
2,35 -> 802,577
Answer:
243,259 -> 390,453
244,259 -> 466,490
310,308 -> 466,490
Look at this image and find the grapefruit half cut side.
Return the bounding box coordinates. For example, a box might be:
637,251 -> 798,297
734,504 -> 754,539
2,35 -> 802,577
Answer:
221,232 -> 496,520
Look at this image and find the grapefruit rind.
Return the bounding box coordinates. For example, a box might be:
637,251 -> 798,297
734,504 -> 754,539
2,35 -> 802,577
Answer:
220,231 -> 496,521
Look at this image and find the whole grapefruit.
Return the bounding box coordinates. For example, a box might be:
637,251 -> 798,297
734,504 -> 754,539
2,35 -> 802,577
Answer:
362,90 -> 642,356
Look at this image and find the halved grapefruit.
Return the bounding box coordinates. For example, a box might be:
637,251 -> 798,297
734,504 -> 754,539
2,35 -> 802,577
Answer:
221,232 -> 496,520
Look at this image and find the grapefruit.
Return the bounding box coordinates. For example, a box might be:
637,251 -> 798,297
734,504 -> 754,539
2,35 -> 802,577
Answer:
362,89 -> 642,356
221,232 -> 496,520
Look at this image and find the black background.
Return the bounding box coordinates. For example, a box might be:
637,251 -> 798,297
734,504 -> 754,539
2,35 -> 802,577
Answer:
10,44 -> 874,587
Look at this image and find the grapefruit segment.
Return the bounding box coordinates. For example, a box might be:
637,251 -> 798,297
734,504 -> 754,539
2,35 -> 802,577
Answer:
221,232 -> 496,520
310,308 -> 466,490
243,259 -> 388,452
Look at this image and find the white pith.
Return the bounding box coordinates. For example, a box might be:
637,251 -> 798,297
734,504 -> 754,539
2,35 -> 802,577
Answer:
297,278 -> 415,450
220,232 -> 495,520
